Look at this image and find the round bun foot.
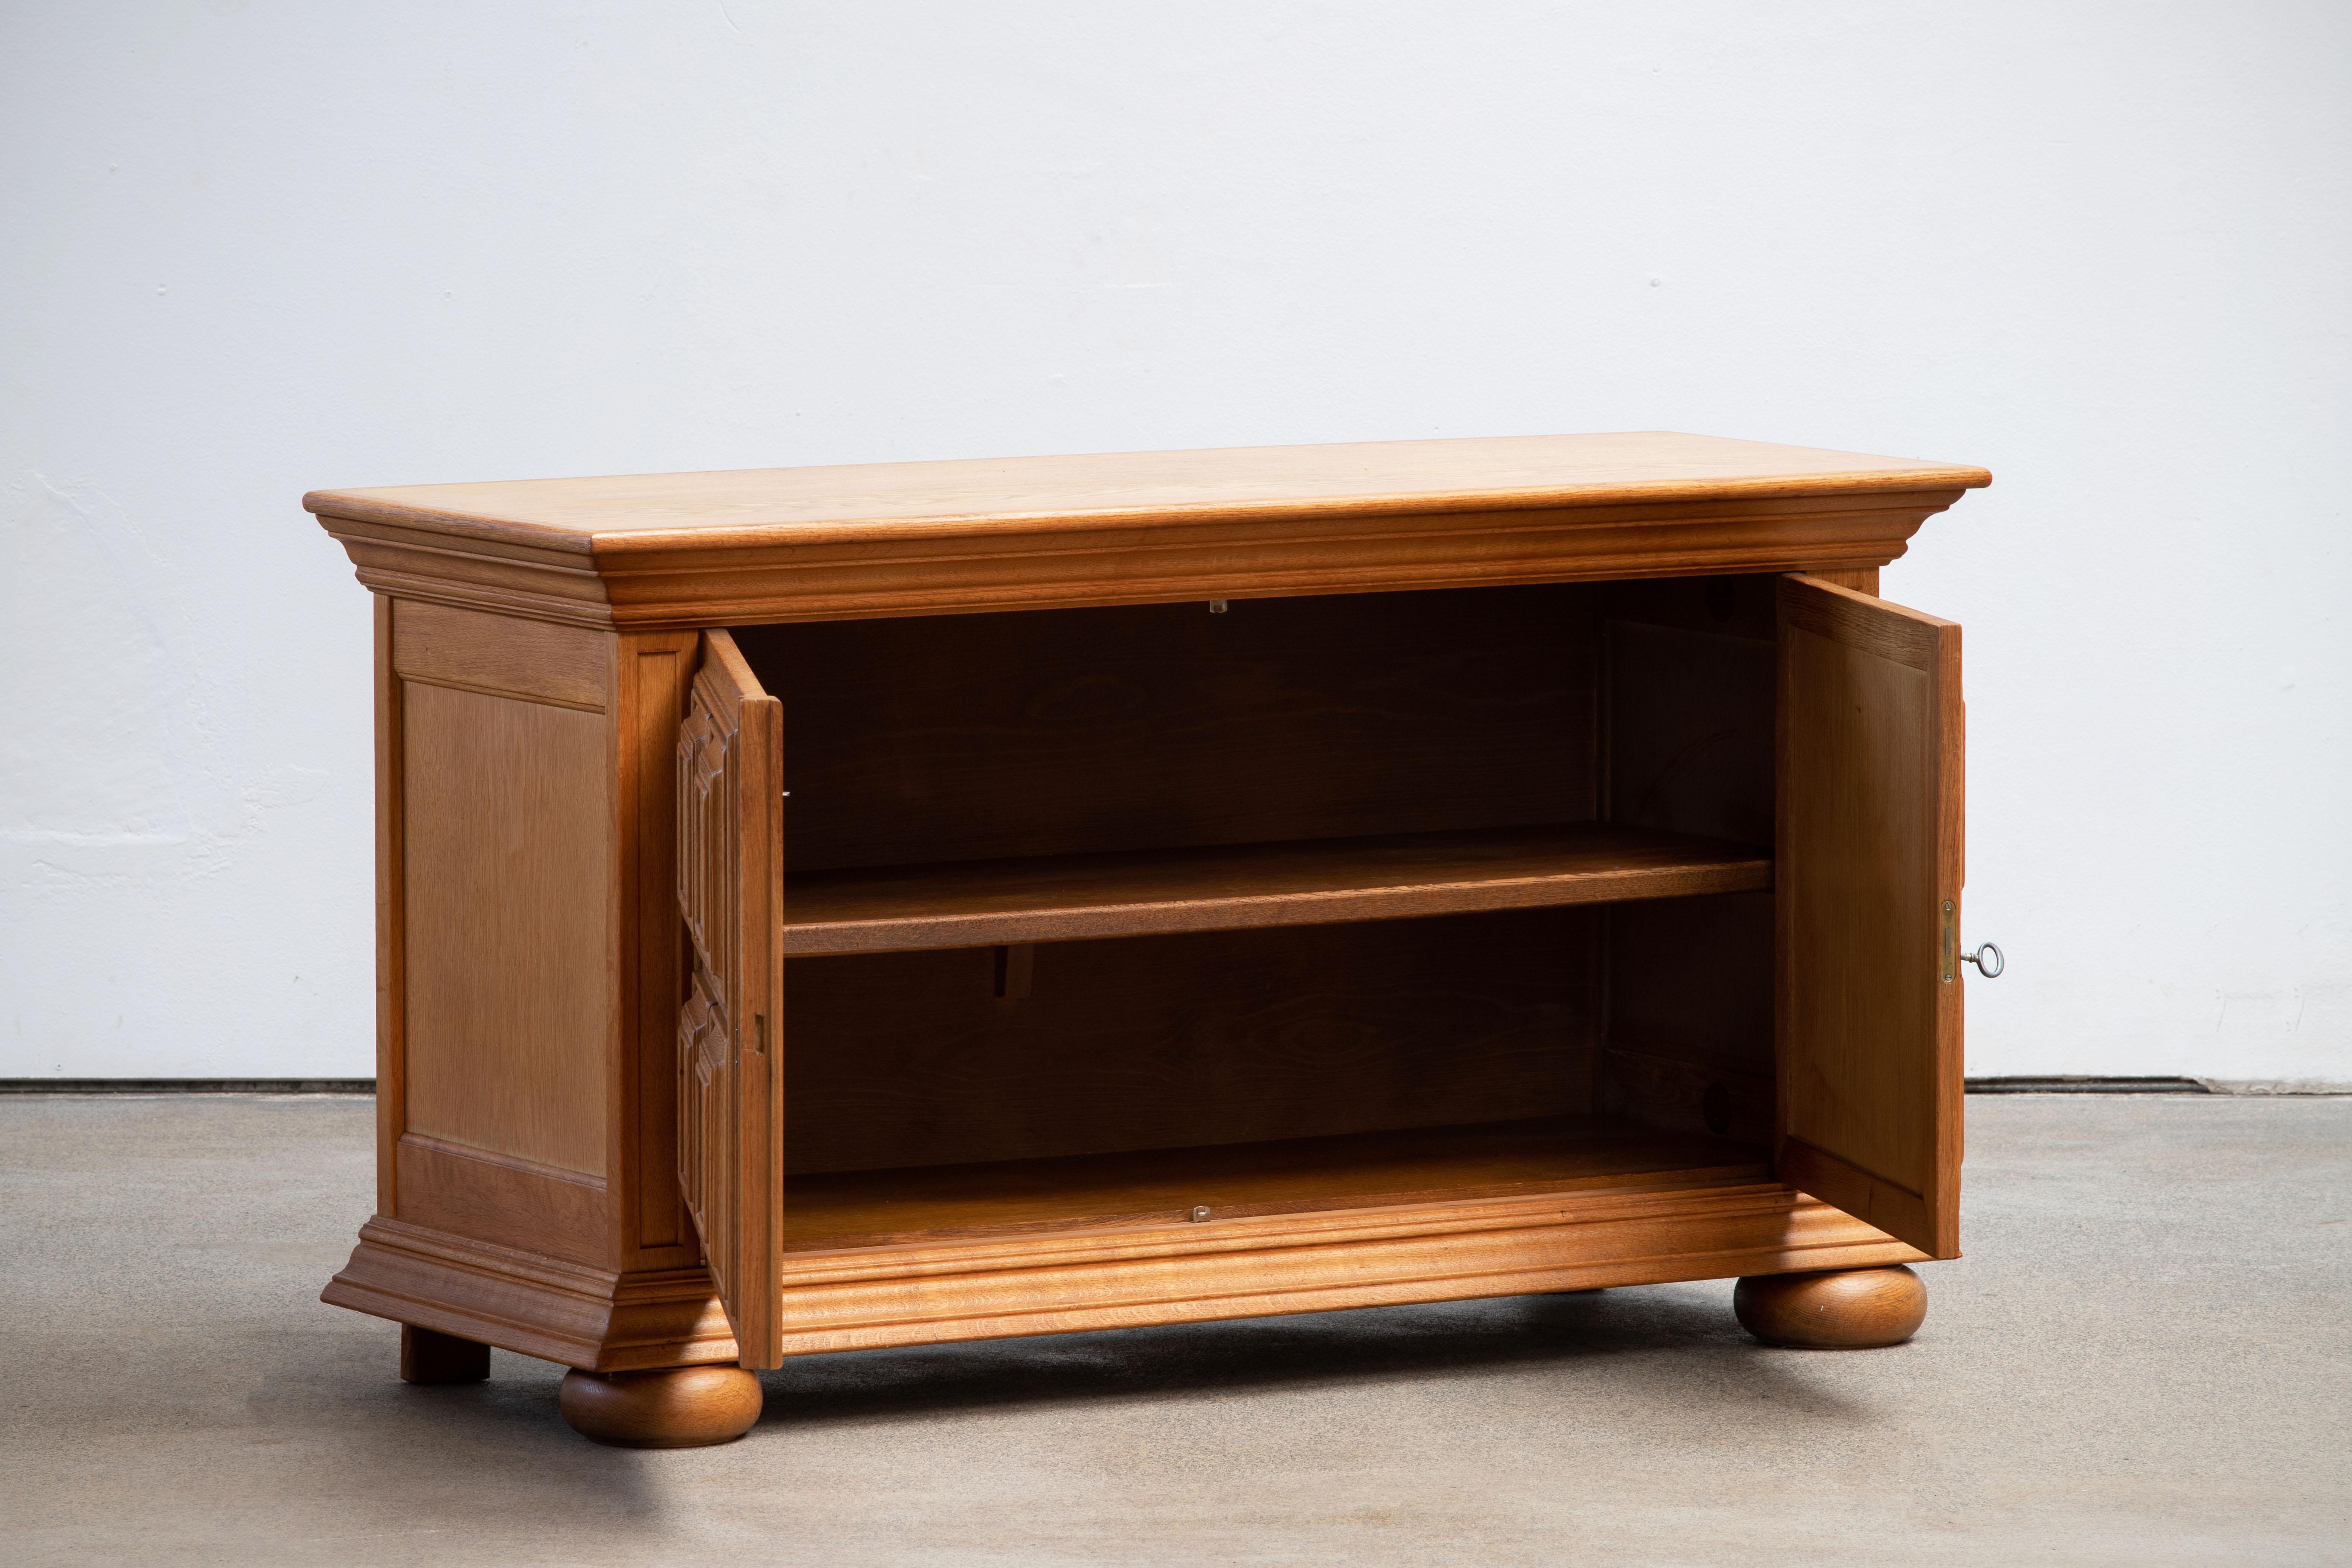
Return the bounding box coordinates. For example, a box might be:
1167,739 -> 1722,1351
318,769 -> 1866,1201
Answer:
1734,1264 -> 1927,1350
559,1365 -> 762,1448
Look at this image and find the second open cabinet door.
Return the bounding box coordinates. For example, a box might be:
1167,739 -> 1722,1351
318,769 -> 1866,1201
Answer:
1776,575 -> 1964,1259
675,630 -> 786,1367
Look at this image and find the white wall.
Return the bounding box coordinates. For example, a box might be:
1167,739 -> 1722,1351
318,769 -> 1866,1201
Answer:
4,2 -> 2346,1083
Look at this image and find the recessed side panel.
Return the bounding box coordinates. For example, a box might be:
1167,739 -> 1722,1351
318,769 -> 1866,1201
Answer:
400,680 -> 612,1180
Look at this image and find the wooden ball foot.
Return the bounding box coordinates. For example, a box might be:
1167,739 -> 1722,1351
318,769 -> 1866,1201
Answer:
559,1365 -> 762,1448
1734,1264 -> 1927,1349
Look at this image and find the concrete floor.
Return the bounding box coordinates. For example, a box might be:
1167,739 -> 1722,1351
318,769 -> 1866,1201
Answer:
1,1096 -> 2346,1566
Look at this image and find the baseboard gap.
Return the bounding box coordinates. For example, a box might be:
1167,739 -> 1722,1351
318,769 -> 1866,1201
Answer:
1966,1075 -> 2352,1096
0,1078 -> 377,1095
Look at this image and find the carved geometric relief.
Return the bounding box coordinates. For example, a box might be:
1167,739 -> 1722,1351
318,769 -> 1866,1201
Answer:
676,962 -> 734,1293
677,696 -> 734,992
670,629 -> 782,1365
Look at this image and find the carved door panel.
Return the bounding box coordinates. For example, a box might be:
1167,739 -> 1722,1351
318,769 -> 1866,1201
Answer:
676,629 -> 784,1367
1776,575 -> 1964,1259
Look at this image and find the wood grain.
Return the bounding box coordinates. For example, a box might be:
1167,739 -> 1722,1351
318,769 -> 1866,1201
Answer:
393,598 -> 607,711
1776,1138 -> 1936,1251
760,1184 -> 1926,1358
674,630 -> 784,1369
558,1366 -> 761,1448
1598,1046 -> 1775,1149
308,431 -> 1991,542
1776,575 -> 1963,1258
322,493 -> 1968,629
783,908 -> 1597,1174
393,1133 -> 608,1267
323,1187 -> 1922,1373
312,436 -> 1988,1402
1596,579 -> 1780,1150
400,680 -> 612,1177
1604,894 -> 1775,1071
781,1117 -> 1767,1250
1781,625 -> 1930,1192
323,1216 -> 738,1373
739,584 -> 1599,872
783,824 -> 1768,956
1601,892 -> 1776,1145
311,432 -> 1985,629
614,631 -> 701,1270
1605,614 -> 1776,844
1733,1264 -> 1927,1348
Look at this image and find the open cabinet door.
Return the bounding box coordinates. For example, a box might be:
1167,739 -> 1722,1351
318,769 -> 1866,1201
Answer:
676,629 -> 785,1367
1776,575 -> 1963,1259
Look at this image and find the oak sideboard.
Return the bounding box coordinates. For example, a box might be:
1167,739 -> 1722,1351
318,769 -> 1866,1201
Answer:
309,431 -> 1994,1446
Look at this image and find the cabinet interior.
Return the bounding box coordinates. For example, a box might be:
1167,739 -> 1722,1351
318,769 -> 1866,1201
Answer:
727,574 -> 1781,1251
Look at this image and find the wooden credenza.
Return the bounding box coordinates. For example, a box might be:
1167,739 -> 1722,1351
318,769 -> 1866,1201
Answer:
311,432 -> 1993,1446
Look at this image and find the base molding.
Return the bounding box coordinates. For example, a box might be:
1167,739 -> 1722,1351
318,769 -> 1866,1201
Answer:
322,1216 -> 737,1371
756,1181 -> 1926,1357
324,1184 -> 1925,1369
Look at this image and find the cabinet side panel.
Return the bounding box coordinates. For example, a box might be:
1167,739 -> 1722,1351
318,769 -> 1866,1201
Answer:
401,680 -> 613,1178
394,599 -> 608,710
374,596 -> 403,1213
393,1134 -> 608,1265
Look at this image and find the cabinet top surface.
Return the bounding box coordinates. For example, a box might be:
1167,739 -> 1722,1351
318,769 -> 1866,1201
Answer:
306,431 -> 1988,551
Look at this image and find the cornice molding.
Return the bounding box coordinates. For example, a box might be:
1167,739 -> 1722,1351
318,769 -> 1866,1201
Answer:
319,486 -> 1967,629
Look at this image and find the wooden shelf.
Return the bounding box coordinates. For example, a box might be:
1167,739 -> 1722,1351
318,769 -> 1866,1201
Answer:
780,1116 -> 1770,1251
782,822 -> 1769,956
